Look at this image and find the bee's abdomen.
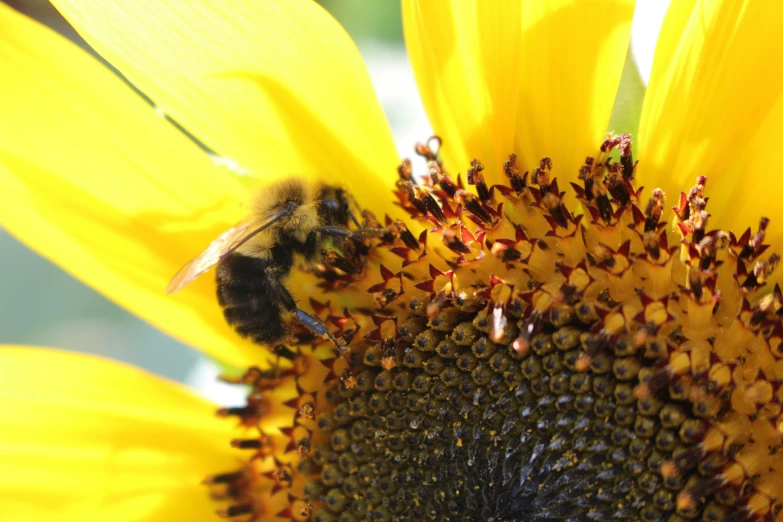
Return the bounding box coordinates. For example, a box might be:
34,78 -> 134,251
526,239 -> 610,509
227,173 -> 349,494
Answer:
216,253 -> 289,345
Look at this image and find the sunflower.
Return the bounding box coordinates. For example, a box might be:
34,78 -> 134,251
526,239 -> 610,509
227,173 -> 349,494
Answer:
3,0 -> 783,521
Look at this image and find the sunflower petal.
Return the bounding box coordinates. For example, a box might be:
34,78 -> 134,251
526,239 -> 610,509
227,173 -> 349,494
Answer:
0,3 -> 263,368
49,0 -> 399,210
403,0 -> 635,183
0,346 -> 237,522
709,93 -> 783,263
638,0 -> 783,218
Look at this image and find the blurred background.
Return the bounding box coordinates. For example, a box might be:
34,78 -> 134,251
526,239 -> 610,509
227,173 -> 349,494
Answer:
0,0 -> 666,398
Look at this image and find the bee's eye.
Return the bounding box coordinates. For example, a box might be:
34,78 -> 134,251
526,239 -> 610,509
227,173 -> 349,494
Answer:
319,197 -> 347,225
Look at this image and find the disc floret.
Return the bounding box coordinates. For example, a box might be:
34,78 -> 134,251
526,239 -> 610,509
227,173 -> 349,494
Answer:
209,135 -> 783,522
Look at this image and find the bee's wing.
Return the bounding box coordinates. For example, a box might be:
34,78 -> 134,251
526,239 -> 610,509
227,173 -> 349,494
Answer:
166,205 -> 294,294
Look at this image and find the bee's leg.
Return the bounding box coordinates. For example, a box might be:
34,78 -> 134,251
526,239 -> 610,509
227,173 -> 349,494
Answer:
266,266 -> 344,351
316,225 -> 386,239
326,255 -> 361,275
271,344 -> 298,361
295,309 -> 344,351
320,223 -> 420,252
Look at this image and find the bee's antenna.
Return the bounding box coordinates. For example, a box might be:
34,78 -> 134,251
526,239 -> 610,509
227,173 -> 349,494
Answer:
271,344 -> 297,361
346,209 -> 361,229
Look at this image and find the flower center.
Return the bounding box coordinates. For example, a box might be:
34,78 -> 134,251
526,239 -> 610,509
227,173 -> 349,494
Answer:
207,135 -> 783,522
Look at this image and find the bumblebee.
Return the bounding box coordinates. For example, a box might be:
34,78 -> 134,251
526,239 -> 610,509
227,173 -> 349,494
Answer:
167,178 -> 376,350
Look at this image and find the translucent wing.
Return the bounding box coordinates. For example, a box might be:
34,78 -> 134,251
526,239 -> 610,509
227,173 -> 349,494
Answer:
166,205 -> 294,294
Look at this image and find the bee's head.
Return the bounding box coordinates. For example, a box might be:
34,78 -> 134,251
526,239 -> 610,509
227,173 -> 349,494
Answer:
317,185 -> 353,226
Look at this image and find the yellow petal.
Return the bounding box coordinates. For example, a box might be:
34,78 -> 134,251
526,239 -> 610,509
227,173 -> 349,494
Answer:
50,0 -> 400,211
0,346 -> 237,522
711,92 -> 783,264
403,0 -> 635,183
638,0 -> 783,216
0,4 -> 265,368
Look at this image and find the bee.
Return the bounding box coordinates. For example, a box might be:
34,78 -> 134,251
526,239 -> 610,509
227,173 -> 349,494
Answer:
167,178 -> 378,351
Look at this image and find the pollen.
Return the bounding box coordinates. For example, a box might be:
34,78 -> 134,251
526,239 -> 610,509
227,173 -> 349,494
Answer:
206,134 -> 783,522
